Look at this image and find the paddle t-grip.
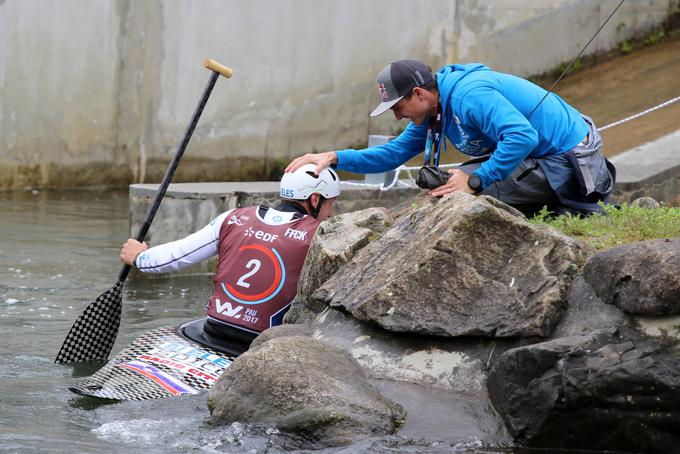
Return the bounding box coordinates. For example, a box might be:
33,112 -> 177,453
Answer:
204,59 -> 233,78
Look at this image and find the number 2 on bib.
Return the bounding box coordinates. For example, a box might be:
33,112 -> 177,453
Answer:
236,259 -> 261,288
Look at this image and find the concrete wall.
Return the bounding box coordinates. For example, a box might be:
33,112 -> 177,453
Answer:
452,0 -> 676,76
0,0 -> 124,188
1,0 -> 676,189
610,129 -> 680,206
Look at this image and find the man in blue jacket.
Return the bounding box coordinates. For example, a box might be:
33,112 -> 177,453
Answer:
286,59 -> 615,216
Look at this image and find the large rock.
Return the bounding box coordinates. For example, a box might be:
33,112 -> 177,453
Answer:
313,193 -> 589,338
249,323 -> 313,349
487,327 -> 680,452
284,207 -> 393,323
207,332 -> 405,448
583,238 -> 680,315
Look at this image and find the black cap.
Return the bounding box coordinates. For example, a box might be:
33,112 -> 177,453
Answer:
370,59 -> 435,117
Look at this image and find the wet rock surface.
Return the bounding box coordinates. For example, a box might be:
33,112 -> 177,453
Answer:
208,332 -> 405,448
307,308 -> 515,445
314,193 -> 589,338
487,327 -> 680,453
583,238 -> 680,315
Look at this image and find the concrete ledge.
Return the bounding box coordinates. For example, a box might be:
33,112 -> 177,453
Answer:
610,130 -> 680,205
129,181 -> 420,272
131,182 -> 280,199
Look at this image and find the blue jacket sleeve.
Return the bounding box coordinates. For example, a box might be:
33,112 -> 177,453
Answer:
335,122 -> 427,173
459,87 -> 538,188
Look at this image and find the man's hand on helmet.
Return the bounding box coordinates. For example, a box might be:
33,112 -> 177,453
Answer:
279,163 -> 341,200
285,151 -> 337,175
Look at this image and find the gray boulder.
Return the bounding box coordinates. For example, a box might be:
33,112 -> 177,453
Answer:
284,207 -> 393,323
250,323 -> 313,349
487,327 -> 680,452
583,238 -> 680,315
313,192 -> 589,338
207,333 -> 405,448
630,196 -> 660,208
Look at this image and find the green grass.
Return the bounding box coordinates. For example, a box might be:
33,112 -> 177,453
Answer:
530,203 -> 680,250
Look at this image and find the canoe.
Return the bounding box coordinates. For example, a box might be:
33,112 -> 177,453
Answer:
69,318 -> 246,401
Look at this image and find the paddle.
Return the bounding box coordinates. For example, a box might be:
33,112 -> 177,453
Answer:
55,58 -> 233,364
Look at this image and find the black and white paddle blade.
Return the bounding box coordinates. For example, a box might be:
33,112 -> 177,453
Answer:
55,281 -> 123,364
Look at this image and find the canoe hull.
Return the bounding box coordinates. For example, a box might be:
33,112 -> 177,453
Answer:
69,323 -> 238,401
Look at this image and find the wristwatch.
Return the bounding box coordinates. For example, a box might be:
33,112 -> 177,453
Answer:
467,173 -> 482,192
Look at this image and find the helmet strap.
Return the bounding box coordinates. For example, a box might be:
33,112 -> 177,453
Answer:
310,195 -> 326,218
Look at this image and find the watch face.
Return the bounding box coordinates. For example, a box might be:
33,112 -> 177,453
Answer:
468,174 -> 482,191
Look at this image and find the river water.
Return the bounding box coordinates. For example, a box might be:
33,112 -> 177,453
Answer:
3,189 -> 517,454
0,189 -> 276,453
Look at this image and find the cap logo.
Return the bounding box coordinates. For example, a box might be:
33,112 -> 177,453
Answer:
377,82 -> 389,100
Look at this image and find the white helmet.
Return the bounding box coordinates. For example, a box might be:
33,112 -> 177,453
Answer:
279,164 -> 341,200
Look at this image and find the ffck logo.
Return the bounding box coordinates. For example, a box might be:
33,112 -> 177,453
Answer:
244,227 -> 279,243
214,299 -> 243,319
284,228 -> 307,241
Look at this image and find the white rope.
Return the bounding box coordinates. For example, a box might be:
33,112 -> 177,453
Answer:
341,162 -> 454,190
340,164 -> 417,191
341,94 -> 680,189
598,94 -> 680,131
340,180 -> 384,188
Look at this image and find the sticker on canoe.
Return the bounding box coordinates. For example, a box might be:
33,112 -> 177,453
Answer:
116,360 -> 198,396
69,325 -> 237,401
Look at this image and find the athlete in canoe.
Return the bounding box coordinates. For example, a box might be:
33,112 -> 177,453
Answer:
119,164 -> 341,353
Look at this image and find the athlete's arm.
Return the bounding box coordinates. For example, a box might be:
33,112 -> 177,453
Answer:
130,210 -> 233,273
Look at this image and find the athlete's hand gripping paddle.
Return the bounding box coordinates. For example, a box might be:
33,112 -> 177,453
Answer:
55,59 -> 233,364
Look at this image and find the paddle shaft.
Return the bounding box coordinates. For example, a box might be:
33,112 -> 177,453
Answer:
54,60 -> 232,364
117,70 -> 220,283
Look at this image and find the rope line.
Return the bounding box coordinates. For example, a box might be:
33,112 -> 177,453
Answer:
341,93 -> 680,190
597,94 -> 680,131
